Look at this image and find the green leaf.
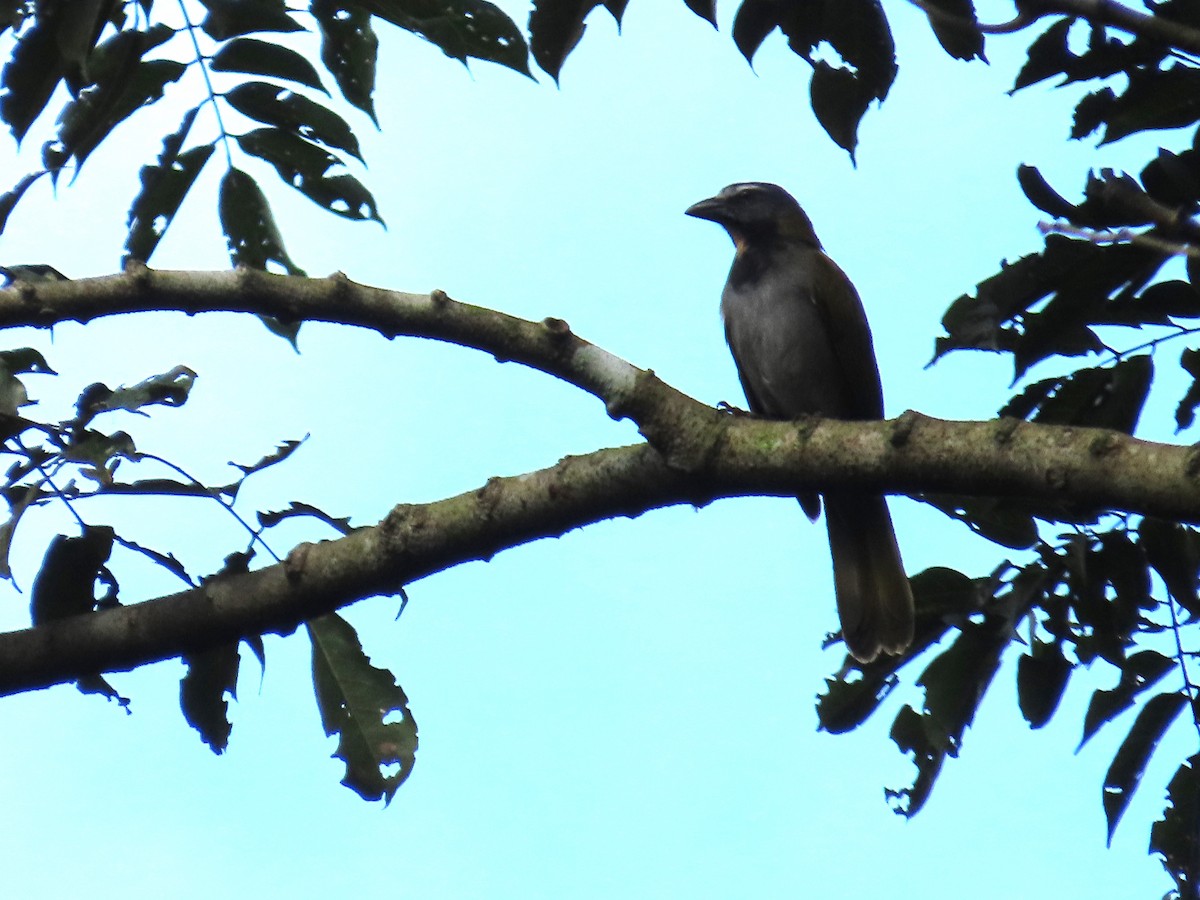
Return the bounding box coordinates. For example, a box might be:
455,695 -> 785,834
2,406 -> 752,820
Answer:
30,525 -> 116,624
311,0 -> 379,123
235,128 -> 382,222
0,17 -> 69,141
113,534 -> 195,586
1079,649 -> 1175,750
1150,753 -> 1200,897
125,107 -> 215,264
731,0 -> 895,158
198,0 -> 303,40
1016,640 -> 1071,729
888,617 -> 1010,816
356,0 -> 531,75
218,167 -> 305,275
1176,347 -> 1200,431
1098,63 -> 1200,145
1139,518 -> 1200,617
0,483 -> 44,581
181,641 -> 241,753
0,171 -> 47,235
1002,356 -> 1152,435
230,437 -> 305,476
308,612 -> 418,803
528,0 -> 604,82
57,56 -> 187,173
90,365 -> 198,415
1102,691 -> 1188,845
919,0 -> 984,62
224,81 -> 362,160
236,127 -> 340,177
210,37 -> 326,92
258,501 -> 354,535
683,0 -> 716,26
919,494 -> 1038,550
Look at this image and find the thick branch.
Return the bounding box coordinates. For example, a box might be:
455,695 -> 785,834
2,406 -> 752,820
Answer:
2,269 -> 1200,694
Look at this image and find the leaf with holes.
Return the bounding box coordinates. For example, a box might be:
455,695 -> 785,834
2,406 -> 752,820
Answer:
1151,754 -> 1200,897
218,168 -> 305,275
358,0 -> 530,75
1079,650 -> 1175,750
125,107 -> 214,264
312,0 -> 378,123
309,612 -> 418,803
1103,691 -> 1188,844
225,82 -> 363,161
181,641 -> 240,753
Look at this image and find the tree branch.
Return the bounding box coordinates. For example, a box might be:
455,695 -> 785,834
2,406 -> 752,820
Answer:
2,268 -> 1200,695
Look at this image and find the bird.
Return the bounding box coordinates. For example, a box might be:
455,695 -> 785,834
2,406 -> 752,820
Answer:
685,182 -> 914,663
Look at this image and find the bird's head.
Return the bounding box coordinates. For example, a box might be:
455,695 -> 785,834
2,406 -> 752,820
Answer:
685,182 -> 821,252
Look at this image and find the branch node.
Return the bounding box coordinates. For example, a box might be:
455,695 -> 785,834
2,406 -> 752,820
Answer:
430,288 -> 450,305
1046,466 -> 1068,491
542,317 -> 572,341
890,410 -> 921,447
1089,431 -> 1121,457
994,416 -> 1022,446
284,542 -> 312,582
123,258 -> 150,284
1186,446 -> 1200,478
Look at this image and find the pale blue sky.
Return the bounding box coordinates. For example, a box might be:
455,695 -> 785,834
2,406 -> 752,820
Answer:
0,3 -> 1190,897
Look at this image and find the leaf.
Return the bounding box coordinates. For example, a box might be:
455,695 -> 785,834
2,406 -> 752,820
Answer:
528,0 -> 604,82
0,17 -> 69,141
210,38 -> 326,92
91,365 -> 197,414
258,501 -> 354,535
30,525 -> 116,624
919,0 -> 984,62
816,667 -> 900,735
1150,754 -> 1200,897
1016,640 -> 1072,729
198,0 -> 303,40
919,494 -> 1038,550
181,641 -> 241,753
817,566 -> 968,733
310,0 -> 377,123
1102,691 -> 1187,845
1176,348 -> 1200,431
0,171 -> 48,235
731,0 -> 896,158
1002,356 -> 1152,435
113,534 -> 195,586
357,0 -> 531,75
1079,649 -> 1175,750
1139,518 -> 1200,617
1098,63 -> 1200,145
218,167 -> 305,275
56,26 -> 185,172
0,483 -> 44,580
224,81 -> 363,160
677,0 -> 714,25
888,617 -> 1010,816
230,437 -> 306,476
308,612 -> 418,803
1017,164 -> 1077,219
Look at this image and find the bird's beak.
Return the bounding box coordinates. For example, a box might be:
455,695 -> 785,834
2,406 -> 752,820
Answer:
685,196 -> 726,223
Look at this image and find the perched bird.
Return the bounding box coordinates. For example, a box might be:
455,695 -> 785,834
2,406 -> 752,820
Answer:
686,182 -> 913,662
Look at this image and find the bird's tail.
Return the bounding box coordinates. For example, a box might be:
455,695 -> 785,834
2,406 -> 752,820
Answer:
823,492 -> 914,663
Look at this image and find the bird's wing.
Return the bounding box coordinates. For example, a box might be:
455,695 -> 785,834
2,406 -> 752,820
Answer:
808,252 -> 885,420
